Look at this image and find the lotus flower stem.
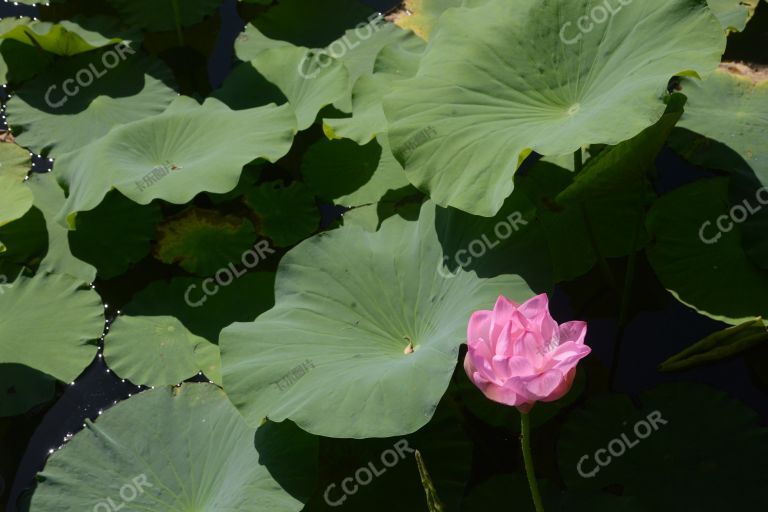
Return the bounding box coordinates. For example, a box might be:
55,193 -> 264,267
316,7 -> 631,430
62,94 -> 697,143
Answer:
574,149 -> 617,291
170,0 -> 185,46
520,412 -> 545,512
574,147 -> 583,173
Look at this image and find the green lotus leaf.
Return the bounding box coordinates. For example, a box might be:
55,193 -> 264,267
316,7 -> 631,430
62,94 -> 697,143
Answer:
0,271 -> 103,383
245,181 -> 320,247
107,0 -> 220,32
104,315 -> 221,386
0,16 -> 131,56
646,177 -> 768,325
341,186 -> 426,231
220,201 -> 535,438
154,207 -> 257,276
236,17 -> 410,114
54,96 -> 297,221
68,191 -> 161,279
7,45 -> 177,157
328,21 -> 415,112
234,24 -> 293,62
557,94 -> 685,204
242,0 -> 373,50
301,136 -> 421,231
511,95 -> 683,281
301,137 -> 384,203
29,384 -> 307,512
125,272 -> 276,343
27,173 -> 96,284
516,159 -> 651,283
383,0 -> 726,216
665,127 -> 768,271
0,141 -> 32,227
659,317 -> 768,372
0,206 -> 47,275
193,336 -> 222,385
668,126 -> 755,177
390,0 -> 464,40
0,39 -> 53,84
212,59 -> 286,110
557,383 -> 768,509
324,29 -> 425,144
0,364 -> 55,417
249,45 -> 349,130
433,178 -> 551,288
677,63 -> 768,188
707,0 -> 760,30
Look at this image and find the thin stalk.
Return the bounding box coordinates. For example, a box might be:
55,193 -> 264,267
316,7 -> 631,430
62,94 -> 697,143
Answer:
574,149 -> 617,290
608,184 -> 644,388
520,413 -> 545,512
574,146 -> 583,173
170,0 -> 185,46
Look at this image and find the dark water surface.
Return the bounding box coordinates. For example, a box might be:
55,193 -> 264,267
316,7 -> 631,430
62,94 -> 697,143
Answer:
1,1 -> 765,510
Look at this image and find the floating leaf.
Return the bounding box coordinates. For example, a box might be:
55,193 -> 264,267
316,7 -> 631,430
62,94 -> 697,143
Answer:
0,16 -> 131,56
707,0 -> 760,31
69,191 -> 161,279
383,0 -> 725,215
329,20 -> 413,111
154,208 -> 257,276
324,28 -> 424,144
29,384 -> 308,512
125,273 -> 276,343
220,201 -> 534,437
242,0 -> 373,50
301,136 -> 421,231
27,173 -> 96,284
390,0 -> 464,40
0,141 -> 32,227
0,364 -> 55,417
0,272 -> 103,383
245,181 -> 320,247
0,39 -> 52,84
8,46 -> 177,157
677,63 -> 768,188
234,24 -> 293,62
646,177 -> 768,325
105,315 -> 221,386
249,45 -> 349,130
213,58 -> 287,110
54,96 -> 296,220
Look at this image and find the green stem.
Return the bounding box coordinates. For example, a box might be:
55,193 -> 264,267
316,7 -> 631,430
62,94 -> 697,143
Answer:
520,413 -> 545,512
574,147 -> 583,173
573,149 -> 617,290
608,183 -> 643,388
170,0 -> 185,46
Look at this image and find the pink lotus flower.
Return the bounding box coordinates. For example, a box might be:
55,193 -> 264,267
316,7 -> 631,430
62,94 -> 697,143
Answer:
464,294 -> 591,413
